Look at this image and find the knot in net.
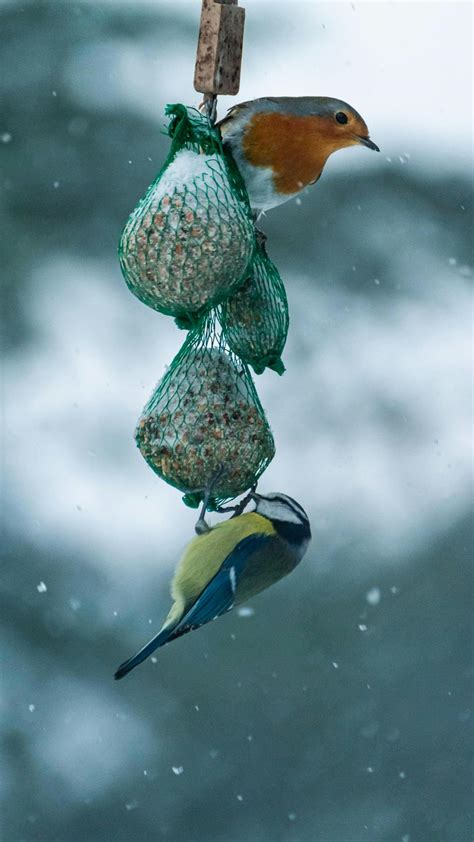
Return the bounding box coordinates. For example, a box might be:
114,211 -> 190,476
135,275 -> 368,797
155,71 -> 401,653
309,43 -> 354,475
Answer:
135,314 -> 275,510
119,104 -> 255,328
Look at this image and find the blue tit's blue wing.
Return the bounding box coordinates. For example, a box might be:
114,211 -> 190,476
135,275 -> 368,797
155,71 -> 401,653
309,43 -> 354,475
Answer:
171,533 -> 270,638
172,568 -> 235,635
114,533 -> 273,680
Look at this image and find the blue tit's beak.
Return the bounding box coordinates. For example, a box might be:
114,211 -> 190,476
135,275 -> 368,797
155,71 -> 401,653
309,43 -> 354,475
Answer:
357,135 -> 380,152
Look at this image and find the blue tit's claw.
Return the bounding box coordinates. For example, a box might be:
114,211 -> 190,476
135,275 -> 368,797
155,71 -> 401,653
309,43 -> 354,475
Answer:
194,464 -> 226,534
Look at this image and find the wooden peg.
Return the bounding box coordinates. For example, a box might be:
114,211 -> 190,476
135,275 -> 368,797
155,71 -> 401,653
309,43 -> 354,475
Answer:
194,0 -> 245,96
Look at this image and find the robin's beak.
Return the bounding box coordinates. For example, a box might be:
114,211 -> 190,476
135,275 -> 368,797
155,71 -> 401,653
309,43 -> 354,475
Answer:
357,135 -> 380,152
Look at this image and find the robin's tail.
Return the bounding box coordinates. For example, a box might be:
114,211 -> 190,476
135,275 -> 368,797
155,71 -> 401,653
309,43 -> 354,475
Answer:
114,626 -> 173,680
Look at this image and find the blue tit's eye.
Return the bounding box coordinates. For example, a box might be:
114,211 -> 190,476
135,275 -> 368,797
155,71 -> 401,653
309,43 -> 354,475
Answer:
335,111 -> 348,124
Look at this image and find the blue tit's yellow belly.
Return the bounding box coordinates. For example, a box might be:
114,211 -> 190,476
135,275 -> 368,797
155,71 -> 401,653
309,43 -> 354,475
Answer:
171,512 -> 276,609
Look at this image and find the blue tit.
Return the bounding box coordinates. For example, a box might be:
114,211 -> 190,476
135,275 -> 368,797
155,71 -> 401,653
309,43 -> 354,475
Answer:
114,491 -> 311,680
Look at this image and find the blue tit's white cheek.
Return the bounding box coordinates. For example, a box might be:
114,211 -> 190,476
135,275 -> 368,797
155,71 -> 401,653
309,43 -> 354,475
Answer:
256,499 -> 305,525
255,492 -> 308,519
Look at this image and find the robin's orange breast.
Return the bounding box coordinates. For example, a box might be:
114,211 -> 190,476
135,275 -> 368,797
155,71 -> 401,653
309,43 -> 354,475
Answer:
241,112 -> 342,195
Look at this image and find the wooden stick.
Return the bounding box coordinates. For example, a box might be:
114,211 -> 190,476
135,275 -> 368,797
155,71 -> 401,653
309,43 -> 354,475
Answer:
194,0 -> 245,97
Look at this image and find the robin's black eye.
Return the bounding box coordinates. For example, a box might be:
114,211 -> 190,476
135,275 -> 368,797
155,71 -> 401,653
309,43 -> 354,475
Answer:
335,111 -> 348,124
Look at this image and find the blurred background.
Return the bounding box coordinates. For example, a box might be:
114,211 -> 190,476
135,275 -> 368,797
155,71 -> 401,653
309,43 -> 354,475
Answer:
1,1 -> 472,840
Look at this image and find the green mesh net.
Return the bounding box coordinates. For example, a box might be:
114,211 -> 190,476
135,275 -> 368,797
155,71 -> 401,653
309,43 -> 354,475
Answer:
119,104 -> 255,328
135,314 -> 275,510
220,241 -> 289,375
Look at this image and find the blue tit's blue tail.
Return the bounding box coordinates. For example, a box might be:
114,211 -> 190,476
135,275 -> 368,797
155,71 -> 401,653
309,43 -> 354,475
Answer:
114,626 -> 174,680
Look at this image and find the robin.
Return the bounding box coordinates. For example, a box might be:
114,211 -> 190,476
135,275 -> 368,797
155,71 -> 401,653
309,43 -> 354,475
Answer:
217,96 -> 379,213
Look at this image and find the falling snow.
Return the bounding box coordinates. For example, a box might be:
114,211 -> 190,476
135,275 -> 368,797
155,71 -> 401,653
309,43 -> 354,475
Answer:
171,766 -> 184,776
366,587 -> 381,606
36,582 -> 47,593
125,800 -> 139,811
237,606 -> 254,618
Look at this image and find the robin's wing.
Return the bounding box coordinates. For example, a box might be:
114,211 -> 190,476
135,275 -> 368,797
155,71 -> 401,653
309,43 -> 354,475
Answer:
216,99 -> 259,135
217,97 -> 298,133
